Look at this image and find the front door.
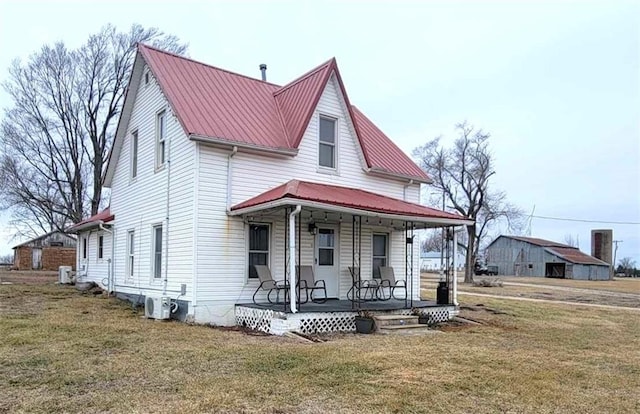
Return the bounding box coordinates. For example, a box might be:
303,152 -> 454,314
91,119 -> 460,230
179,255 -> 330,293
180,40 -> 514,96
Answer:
32,248 -> 42,270
315,226 -> 339,298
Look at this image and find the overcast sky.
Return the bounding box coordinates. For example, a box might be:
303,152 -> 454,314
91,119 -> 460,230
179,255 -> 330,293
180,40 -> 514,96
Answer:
0,0 -> 638,263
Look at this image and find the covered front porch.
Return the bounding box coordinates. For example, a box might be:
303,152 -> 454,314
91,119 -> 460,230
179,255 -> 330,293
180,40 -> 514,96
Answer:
230,180 -> 473,334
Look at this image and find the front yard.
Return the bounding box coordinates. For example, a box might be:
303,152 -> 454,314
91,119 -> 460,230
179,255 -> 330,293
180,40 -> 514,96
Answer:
1,276 -> 639,413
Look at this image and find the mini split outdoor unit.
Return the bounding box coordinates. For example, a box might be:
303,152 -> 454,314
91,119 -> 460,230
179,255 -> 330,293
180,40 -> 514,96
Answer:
144,296 -> 171,320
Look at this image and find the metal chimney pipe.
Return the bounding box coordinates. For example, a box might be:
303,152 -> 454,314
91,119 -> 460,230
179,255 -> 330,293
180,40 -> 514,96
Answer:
259,64 -> 267,81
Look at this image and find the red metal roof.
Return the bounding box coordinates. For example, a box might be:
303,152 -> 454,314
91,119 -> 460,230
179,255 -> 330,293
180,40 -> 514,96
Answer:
546,247 -> 610,266
139,44 -> 429,182
231,180 -> 467,221
68,208 -> 114,231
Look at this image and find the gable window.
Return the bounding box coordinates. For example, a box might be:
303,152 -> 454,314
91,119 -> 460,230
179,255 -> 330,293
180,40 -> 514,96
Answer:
372,234 -> 388,279
318,116 -> 336,169
98,235 -> 104,260
248,224 -> 270,279
127,230 -> 135,280
152,225 -> 163,279
81,236 -> 88,260
131,130 -> 138,179
156,111 -> 166,169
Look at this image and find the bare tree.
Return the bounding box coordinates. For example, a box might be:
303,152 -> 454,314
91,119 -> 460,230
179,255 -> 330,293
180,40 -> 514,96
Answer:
414,122 -> 524,283
0,24 -> 187,238
617,257 -> 636,277
421,229 -> 442,252
0,253 -> 13,265
563,234 -> 579,247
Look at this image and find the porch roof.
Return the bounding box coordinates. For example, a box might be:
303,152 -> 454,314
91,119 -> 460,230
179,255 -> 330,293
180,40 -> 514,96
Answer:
230,180 -> 473,226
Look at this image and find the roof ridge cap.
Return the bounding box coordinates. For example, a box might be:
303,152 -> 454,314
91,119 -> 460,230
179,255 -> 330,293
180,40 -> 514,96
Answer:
139,43 -> 282,88
273,58 -> 334,96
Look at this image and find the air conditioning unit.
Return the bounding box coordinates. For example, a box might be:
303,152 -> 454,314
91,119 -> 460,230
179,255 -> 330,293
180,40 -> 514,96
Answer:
58,266 -> 73,284
145,296 -> 171,320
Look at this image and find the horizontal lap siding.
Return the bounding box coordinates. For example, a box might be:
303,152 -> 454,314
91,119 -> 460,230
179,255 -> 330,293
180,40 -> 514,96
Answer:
195,75 -> 425,309
77,230 -> 111,287
110,66 -> 194,300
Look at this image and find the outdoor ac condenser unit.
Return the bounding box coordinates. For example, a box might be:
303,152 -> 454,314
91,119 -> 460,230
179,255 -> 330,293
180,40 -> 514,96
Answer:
58,266 -> 72,284
144,296 -> 171,320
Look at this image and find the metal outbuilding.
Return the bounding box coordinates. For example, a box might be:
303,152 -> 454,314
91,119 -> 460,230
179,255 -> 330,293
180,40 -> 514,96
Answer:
485,236 -> 611,280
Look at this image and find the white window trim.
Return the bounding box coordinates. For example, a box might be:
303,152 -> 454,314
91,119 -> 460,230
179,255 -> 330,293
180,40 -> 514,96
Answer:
246,222 -> 272,282
317,114 -> 339,173
151,224 -> 163,282
126,230 -> 135,283
97,234 -> 104,262
372,233 -> 389,279
130,129 -> 138,181
155,110 -> 167,171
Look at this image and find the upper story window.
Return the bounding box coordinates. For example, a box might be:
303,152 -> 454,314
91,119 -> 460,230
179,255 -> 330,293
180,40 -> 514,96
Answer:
318,116 -> 336,169
130,130 -> 138,179
156,111 -> 166,170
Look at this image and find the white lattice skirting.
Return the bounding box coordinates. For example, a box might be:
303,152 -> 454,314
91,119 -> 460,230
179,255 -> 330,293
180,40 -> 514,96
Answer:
235,305 -> 457,335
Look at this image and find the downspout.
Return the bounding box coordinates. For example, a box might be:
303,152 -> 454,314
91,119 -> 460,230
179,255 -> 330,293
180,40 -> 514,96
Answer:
163,120 -> 173,296
288,205 -> 301,313
99,223 -> 113,294
226,146 -> 238,212
452,227 -> 459,306
403,179 -> 414,201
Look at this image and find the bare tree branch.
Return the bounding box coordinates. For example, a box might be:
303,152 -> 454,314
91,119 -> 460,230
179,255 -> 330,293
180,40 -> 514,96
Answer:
0,24 -> 187,238
413,122 -> 524,283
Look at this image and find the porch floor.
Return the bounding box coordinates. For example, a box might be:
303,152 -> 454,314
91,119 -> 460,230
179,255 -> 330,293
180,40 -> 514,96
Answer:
237,299 -> 444,313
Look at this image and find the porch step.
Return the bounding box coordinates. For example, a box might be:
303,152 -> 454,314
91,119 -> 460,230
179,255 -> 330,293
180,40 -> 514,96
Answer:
373,314 -> 419,328
377,324 -> 437,335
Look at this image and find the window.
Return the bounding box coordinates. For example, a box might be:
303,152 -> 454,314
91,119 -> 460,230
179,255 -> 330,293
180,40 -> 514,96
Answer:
98,235 -> 104,260
81,236 -> 87,260
156,111 -> 166,169
152,225 -> 163,279
131,130 -> 138,179
248,224 -> 270,279
144,71 -> 149,85
318,228 -> 335,266
372,234 -> 388,279
127,230 -> 135,280
318,116 -> 336,168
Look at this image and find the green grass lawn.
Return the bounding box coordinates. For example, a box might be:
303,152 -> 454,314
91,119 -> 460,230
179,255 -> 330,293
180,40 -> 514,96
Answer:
1,282 -> 639,413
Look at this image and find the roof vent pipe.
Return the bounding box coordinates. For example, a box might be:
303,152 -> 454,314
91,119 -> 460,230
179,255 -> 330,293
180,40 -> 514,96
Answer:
259,64 -> 267,81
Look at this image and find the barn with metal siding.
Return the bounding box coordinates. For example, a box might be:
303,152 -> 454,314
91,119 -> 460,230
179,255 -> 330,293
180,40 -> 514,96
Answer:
485,235 -> 611,280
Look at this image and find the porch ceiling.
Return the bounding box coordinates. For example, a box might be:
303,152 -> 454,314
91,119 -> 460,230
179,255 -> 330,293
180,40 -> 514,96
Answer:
230,180 -> 473,227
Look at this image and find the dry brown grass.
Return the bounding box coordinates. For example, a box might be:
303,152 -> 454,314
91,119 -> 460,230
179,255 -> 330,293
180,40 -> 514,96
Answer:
497,276 -> 640,294
1,280 -> 639,413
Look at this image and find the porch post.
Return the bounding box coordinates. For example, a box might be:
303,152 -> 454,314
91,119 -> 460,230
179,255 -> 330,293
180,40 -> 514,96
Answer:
452,227 -> 458,306
288,206 -> 301,313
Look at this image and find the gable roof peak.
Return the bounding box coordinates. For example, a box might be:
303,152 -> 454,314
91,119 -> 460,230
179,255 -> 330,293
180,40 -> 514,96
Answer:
273,58 -> 336,96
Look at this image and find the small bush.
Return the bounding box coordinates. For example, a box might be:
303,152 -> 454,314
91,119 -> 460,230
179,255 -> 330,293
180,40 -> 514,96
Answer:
473,278 -> 503,288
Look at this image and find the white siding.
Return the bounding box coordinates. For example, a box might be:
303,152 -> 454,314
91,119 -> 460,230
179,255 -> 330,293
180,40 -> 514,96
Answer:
192,74 -> 425,324
109,65 -> 195,304
230,74 -> 421,205
76,230 -> 111,288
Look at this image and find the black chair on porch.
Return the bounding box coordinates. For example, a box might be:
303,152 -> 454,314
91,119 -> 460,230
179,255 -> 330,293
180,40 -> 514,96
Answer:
347,267 -> 379,302
296,265 -> 328,303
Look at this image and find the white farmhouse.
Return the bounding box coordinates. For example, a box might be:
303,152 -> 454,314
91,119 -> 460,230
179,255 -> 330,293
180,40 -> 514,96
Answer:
70,45 -> 472,334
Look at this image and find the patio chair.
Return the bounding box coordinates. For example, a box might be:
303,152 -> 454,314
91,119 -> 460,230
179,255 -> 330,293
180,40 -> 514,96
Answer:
378,266 -> 407,300
296,265 -> 328,303
347,267 -> 379,302
252,265 -> 289,305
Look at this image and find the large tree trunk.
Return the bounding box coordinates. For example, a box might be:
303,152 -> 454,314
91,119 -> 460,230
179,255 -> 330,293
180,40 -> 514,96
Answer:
464,224 -> 476,283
